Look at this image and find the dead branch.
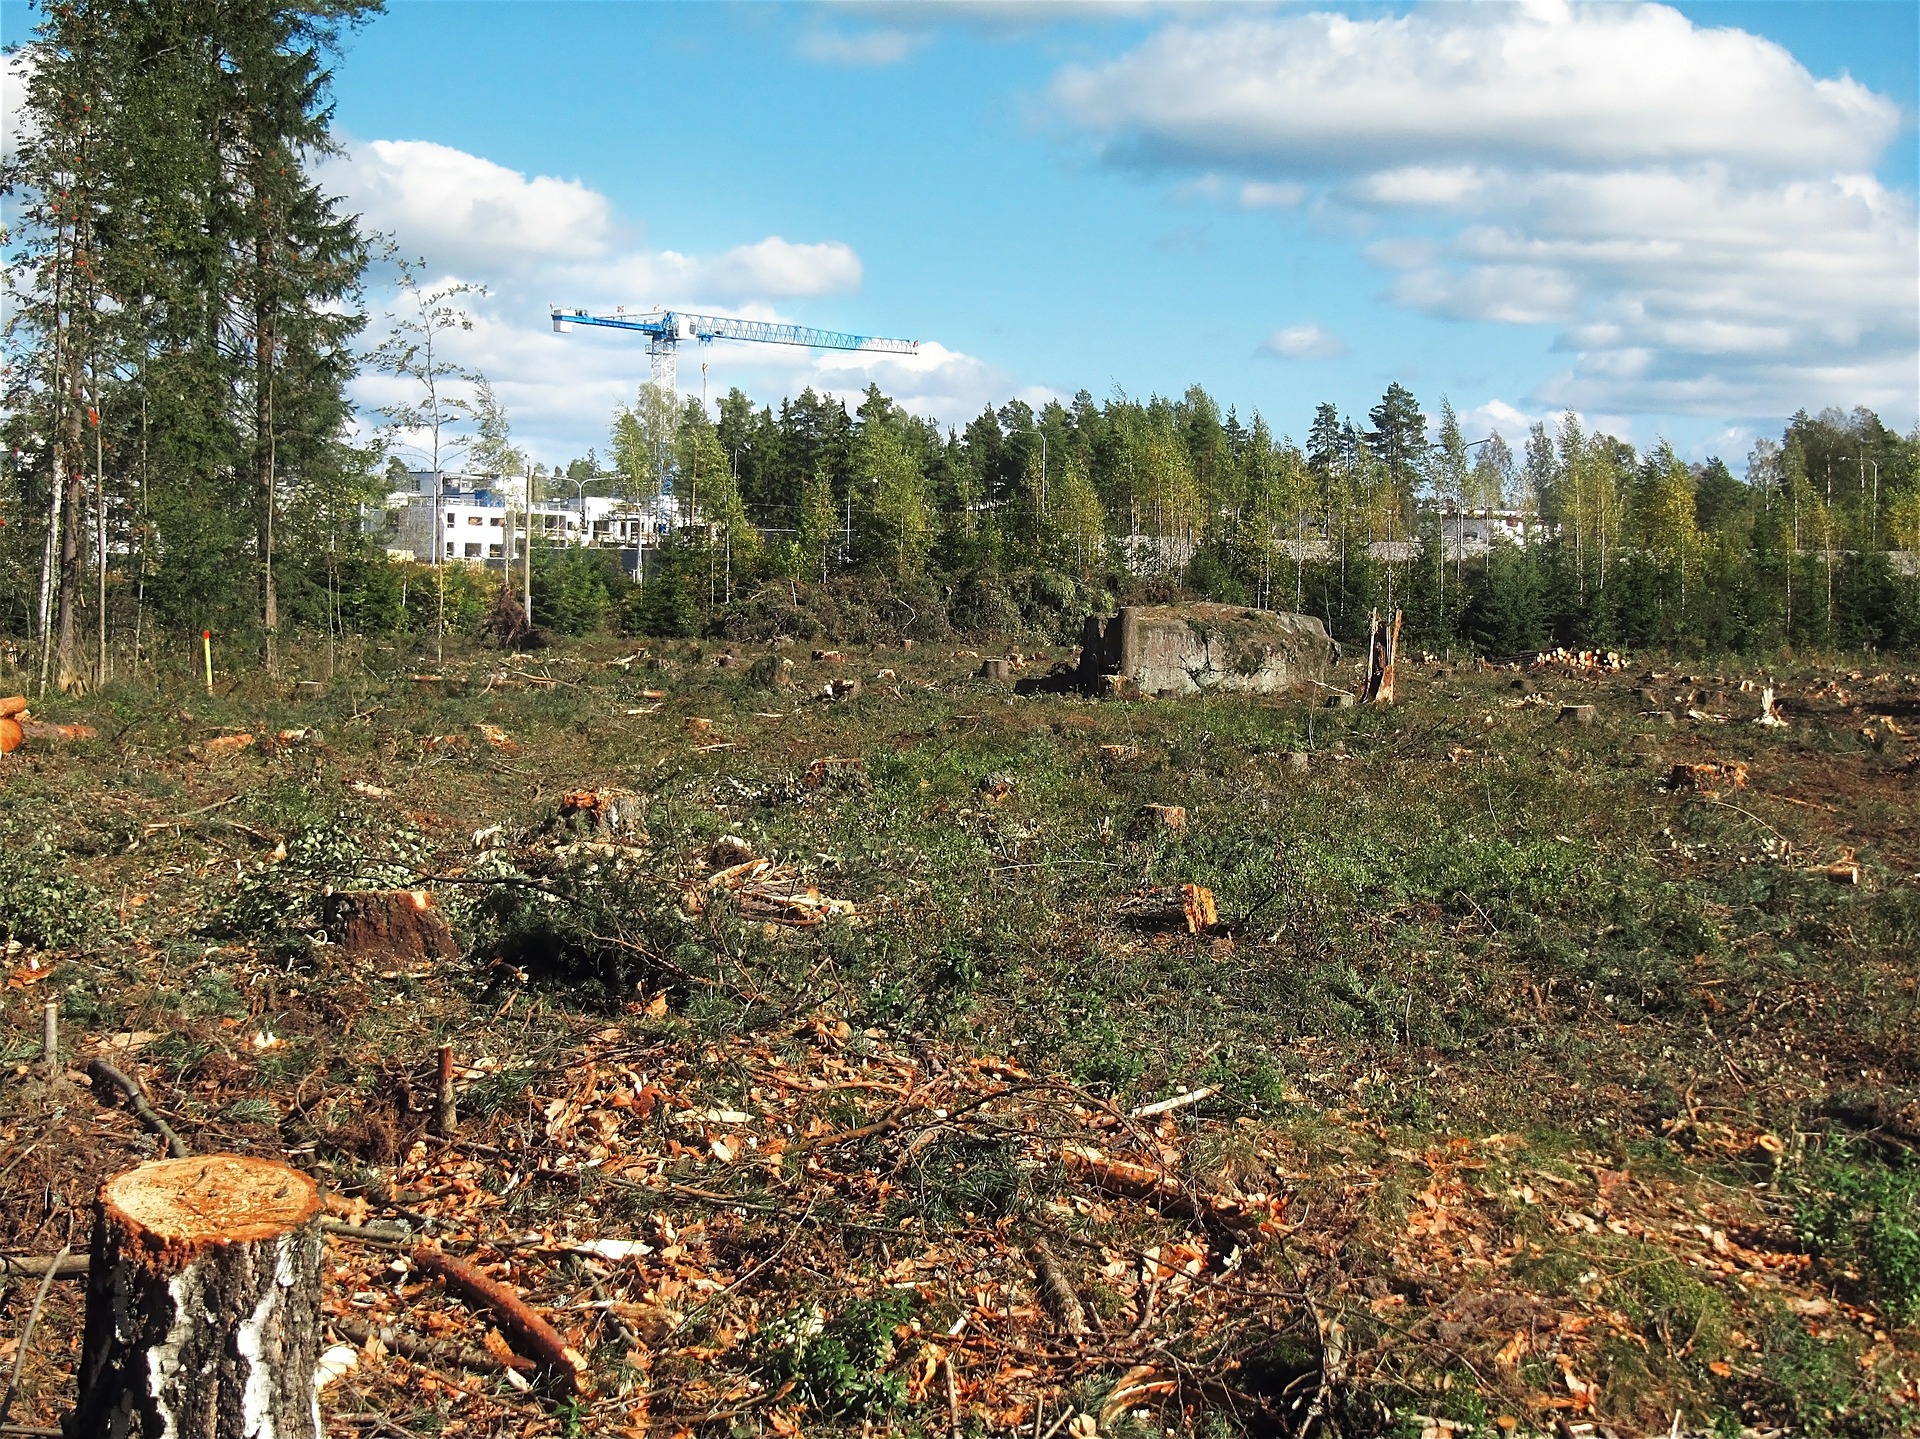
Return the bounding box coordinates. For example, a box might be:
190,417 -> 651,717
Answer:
0,1255 -> 88,1281
85,1059 -> 189,1158
320,1219 -> 416,1248
0,1245 -> 70,1432
330,1315 -> 525,1375
1027,1240 -> 1090,1339
411,1246 -> 587,1393
433,1044 -> 458,1139
1129,1086 -> 1216,1120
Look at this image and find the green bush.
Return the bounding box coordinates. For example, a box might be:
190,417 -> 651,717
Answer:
1795,1147 -> 1920,1322
533,546 -> 623,635
0,839 -> 106,950
758,1292 -> 914,1416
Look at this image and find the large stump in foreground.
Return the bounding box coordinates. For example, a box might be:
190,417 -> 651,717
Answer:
75,1154 -> 325,1439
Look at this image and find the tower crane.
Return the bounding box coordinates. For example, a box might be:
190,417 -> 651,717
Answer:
549,306 -> 919,394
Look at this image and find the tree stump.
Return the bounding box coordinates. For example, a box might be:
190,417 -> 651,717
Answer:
75,1154 -> 325,1439
321,888 -> 459,962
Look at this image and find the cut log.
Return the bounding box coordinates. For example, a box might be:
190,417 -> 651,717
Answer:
74,1154 -> 325,1439
321,889 -> 459,962
978,658 -> 1012,681
19,717 -> 97,742
1559,704 -> 1597,725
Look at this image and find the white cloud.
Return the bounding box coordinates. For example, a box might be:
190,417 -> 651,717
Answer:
3,50 -> 36,162
702,238 -> 864,299
1051,2 -> 1918,422
1454,398 -> 1550,445
322,139 -> 614,269
339,137 -> 995,465
1260,323 -> 1346,360
1238,180 -> 1304,209
799,26 -> 921,66
1053,3 -> 1898,177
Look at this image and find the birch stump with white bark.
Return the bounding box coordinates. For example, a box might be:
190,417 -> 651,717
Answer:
73,1154 -> 325,1439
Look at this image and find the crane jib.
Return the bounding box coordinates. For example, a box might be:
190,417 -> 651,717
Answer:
549,307 -> 917,355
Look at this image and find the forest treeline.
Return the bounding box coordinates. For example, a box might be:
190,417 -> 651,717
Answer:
5,1 -> 1919,689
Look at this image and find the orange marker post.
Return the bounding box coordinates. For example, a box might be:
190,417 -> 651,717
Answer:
202,629 -> 214,695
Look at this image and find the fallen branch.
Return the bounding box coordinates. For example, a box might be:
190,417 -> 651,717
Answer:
1060,1144 -> 1272,1235
0,1244 -> 70,1432
1129,1086 -> 1216,1120
0,1255 -> 88,1281
1027,1240 -> 1090,1339
320,1219 -> 415,1248
331,1314 -> 525,1375
85,1059 -> 189,1158
410,1246 -> 588,1393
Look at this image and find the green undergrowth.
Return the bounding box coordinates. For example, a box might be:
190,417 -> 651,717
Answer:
3,639 -> 1917,1433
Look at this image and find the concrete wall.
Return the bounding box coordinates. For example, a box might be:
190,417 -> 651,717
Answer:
1077,603 -> 1338,696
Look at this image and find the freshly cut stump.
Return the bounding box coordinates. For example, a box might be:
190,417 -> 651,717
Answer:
321,888 -> 458,962
75,1154 -> 325,1439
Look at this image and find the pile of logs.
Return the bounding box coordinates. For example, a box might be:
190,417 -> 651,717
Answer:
0,695 -> 97,754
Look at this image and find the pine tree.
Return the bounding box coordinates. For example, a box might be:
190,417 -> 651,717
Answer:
1366,382 -> 1427,518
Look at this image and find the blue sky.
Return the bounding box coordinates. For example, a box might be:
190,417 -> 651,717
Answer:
5,1 -> 1916,470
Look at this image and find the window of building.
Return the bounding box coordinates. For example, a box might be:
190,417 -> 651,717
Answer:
464,542 -> 482,558
468,515 -> 483,526
489,516 -> 503,526
488,544 -> 502,557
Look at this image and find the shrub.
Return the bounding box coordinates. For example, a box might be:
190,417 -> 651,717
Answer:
1796,1148 -> 1920,1323
0,839 -> 106,950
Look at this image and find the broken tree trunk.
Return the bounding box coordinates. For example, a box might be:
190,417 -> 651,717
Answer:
74,1154 -> 325,1439
1359,607 -> 1401,705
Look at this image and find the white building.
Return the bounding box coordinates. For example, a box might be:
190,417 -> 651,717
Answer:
1427,506 -> 1547,558
369,472 -> 686,567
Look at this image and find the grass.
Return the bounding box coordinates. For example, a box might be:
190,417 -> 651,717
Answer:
1,636 -> 1917,1435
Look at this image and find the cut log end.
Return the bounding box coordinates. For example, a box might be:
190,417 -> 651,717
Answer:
105,1153 -> 320,1263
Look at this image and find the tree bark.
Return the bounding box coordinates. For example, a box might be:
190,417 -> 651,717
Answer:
255,230 -> 278,675
74,1154 -> 324,1439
